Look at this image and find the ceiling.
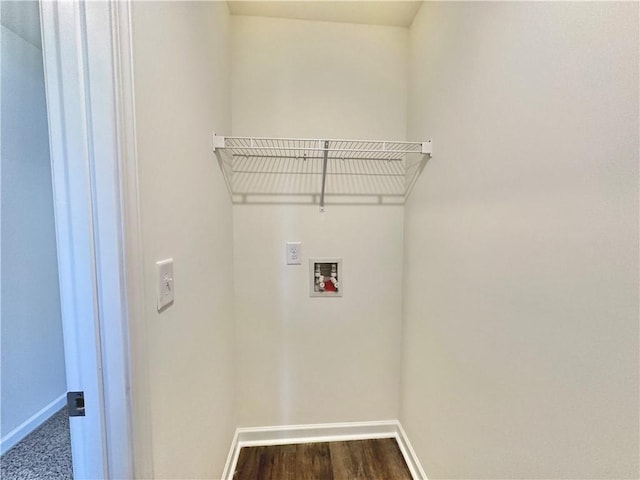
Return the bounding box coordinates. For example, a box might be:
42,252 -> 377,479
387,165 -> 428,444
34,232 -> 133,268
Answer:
227,1 -> 423,28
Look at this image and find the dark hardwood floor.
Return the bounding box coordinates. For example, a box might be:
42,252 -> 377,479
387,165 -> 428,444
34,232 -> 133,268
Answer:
233,438 -> 413,480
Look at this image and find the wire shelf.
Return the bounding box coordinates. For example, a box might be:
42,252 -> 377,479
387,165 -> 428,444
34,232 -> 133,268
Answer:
213,135 -> 432,209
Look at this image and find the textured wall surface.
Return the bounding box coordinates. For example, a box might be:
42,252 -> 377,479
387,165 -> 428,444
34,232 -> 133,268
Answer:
231,16 -> 408,428
402,2 -> 639,478
1,14 -> 66,448
131,2 -> 235,477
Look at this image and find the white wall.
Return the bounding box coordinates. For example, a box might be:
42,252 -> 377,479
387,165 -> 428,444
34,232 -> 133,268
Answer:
231,16 -> 408,427
0,9 -> 67,452
403,2 -> 639,478
231,16 -> 407,140
131,2 -> 235,478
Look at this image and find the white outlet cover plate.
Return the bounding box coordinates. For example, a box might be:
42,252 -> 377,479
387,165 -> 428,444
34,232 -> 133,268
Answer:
286,242 -> 302,265
156,258 -> 174,311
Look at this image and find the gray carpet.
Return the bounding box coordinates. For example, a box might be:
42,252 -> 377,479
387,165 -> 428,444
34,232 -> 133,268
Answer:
1,407 -> 73,480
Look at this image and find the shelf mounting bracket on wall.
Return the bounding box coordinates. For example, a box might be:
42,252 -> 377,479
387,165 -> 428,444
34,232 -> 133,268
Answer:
212,134 -> 432,209
319,140 -> 329,212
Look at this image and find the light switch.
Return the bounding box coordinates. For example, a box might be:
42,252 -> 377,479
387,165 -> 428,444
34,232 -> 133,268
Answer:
286,242 -> 302,265
156,258 -> 174,311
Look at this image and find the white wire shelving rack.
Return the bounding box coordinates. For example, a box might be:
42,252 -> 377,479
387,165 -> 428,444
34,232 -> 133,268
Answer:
212,134 -> 432,211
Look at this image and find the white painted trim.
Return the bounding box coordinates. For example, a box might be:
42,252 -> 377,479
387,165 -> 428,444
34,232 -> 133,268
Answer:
236,420 -> 398,447
221,429 -> 240,480
40,2 -> 110,477
109,1 -> 155,478
221,420 -> 428,480
396,421 -> 429,480
39,1 -> 140,478
0,393 -> 66,455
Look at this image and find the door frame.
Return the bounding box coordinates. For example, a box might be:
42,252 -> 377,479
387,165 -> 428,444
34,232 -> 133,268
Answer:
39,1 -> 152,478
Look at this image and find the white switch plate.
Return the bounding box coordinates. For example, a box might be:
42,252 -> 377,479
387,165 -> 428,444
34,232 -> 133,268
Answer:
156,258 -> 174,311
286,242 -> 302,265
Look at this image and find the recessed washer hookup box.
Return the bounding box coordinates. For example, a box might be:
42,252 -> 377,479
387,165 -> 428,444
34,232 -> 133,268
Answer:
310,258 -> 342,297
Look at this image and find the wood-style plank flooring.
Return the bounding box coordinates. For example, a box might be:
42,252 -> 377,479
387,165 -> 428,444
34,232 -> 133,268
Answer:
233,438 -> 412,480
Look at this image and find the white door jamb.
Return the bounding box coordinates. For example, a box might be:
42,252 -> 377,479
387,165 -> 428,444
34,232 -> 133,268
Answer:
39,1 -> 152,478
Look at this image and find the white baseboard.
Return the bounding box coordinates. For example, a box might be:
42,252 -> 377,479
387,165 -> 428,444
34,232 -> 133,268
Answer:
0,393 -> 66,456
221,420 -> 427,480
396,421 -> 428,480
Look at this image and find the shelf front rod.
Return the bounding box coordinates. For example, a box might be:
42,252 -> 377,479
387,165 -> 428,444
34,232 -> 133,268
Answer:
227,146 -> 420,154
320,140 -> 329,212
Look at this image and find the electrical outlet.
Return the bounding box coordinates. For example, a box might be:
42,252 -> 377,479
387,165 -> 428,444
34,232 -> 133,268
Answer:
286,242 -> 302,265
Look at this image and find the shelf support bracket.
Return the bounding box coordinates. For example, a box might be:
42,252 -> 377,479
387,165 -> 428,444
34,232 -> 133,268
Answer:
212,133 -> 225,151
319,140 -> 329,212
421,139 -> 433,156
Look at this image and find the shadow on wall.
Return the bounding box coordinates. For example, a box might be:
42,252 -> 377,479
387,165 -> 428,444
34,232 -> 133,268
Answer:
215,139 -> 428,206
